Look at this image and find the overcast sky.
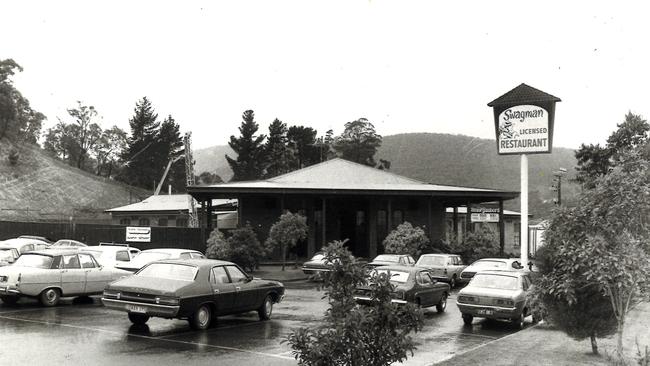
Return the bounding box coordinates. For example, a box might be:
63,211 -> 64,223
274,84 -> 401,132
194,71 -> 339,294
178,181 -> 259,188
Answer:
3,1 -> 649,150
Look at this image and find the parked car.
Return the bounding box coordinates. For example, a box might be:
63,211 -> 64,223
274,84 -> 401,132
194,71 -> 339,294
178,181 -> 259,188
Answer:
0,249 -> 132,306
354,265 -> 449,312
50,239 -> 88,248
0,237 -> 51,254
102,258 -> 285,329
301,252 -> 367,276
79,244 -> 141,269
0,247 -> 19,266
115,248 -> 205,273
416,254 -> 467,288
366,254 -> 415,268
459,258 -> 523,282
17,235 -> 54,244
456,269 -> 537,329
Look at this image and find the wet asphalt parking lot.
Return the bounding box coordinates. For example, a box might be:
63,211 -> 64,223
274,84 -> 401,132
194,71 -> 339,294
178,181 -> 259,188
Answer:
0,281 -> 533,365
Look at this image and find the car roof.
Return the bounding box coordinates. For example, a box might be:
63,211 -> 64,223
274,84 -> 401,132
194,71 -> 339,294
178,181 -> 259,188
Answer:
81,246 -> 138,253
149,258 -> 234,268
140,248 -> 202,254
419,253 -> 456,257
27,249 -> 81,256
474,269 -> 526,277
0,238 -> 48,247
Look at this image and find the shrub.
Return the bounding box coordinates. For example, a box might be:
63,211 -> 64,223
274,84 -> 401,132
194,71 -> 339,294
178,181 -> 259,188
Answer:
382,221 -> 429,258
265,211 -> 308,271
446,225 -> 500,264
205,223 -> 265,272
286,240 -> 423,366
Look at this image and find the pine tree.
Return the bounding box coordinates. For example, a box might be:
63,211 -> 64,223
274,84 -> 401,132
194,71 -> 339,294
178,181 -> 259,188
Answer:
156,115 -> 186,192
287,125 -> 319,169
118,97 -> 160,189
226,110 -> 267,181
264,118 -> 293,178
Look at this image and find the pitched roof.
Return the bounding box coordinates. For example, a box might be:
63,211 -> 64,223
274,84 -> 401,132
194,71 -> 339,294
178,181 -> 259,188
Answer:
488,83 -> 561,106
106,194 -> 235,213
188,158 -> 518,200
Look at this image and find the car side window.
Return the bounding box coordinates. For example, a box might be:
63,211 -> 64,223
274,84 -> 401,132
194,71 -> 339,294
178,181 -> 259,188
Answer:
456,256 -> 464,265
63,255 -> 81,269
179,253 -> 192,259
51,256 -> 62,269
399,257 -> 405,265
210,266 -> 230,284
225,265 -> 248,283
417,272 -> 433,285
190,252 -> 204,259
22,244 -> 34,252
116,251 -> 130,262
78,253 -> 96,269
408,256 -> 415,265
521,276 -> 530,290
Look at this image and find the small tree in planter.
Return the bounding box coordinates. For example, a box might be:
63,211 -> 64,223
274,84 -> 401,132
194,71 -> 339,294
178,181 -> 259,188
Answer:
286,240 -> 423,366
206,223 -> 265,272
382,221 -> 429,258
265,211 -> 308,271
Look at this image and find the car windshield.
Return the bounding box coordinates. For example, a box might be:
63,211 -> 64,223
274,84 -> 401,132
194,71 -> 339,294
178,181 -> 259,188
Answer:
130,252 -> 172,265
81,250 -> 105,259
373,255 -> 399,263
472,260 -> 508,269
310,254 -> 325,261
137,263 -> 198,281
373,269 -> 410,284
469,273 -> 519,290
14,254 -> 54,269
417,256 -> 446,266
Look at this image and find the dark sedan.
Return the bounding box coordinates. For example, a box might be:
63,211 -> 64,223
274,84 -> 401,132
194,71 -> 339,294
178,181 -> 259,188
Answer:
354,265 -> 450,312
102,259 -> 285,330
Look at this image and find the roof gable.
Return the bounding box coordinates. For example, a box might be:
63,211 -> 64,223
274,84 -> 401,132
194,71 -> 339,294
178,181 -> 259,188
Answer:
269,158 -> 424,185
488,83 -> 561,106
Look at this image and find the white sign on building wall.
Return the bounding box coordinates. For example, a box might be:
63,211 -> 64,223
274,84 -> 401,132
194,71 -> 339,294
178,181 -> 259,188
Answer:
470,206 -> 500,223
497,104 -> 550,154
126,226 -> 151,242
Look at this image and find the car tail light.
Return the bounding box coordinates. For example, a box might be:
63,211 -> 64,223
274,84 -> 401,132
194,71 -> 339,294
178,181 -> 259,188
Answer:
458,295 -> 475,303
156,296 -> 180,306
495,298 -> 515,307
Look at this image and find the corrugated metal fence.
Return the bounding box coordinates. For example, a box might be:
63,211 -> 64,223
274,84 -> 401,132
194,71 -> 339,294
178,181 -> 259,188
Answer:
0,221 -> 207,252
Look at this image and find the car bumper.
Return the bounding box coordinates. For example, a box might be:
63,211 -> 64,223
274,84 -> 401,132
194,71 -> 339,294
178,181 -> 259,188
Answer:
102,298 -> 180,318
353,296 -> 407,305
0,284 -> 21,296
456,302 -> 522,319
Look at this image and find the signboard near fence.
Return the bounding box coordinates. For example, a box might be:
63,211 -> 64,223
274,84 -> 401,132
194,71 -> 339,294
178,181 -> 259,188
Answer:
126,226 -> 151,242
470,206 -> 500,223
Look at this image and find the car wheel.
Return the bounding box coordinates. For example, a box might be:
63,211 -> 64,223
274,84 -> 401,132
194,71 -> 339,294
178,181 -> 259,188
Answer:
258,295 -> 273,321
0,296 -> 18,305
511,314 -> 525,329
190,304 -> 212,330
128,313 -> 150,325
462,313 -> 473,326
450,276 -> 456,289
436,293 -> 447,313
39,288 -> 60,307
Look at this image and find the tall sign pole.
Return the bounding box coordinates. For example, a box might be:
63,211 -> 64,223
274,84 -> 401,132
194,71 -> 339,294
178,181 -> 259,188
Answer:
488,84 -> 561,269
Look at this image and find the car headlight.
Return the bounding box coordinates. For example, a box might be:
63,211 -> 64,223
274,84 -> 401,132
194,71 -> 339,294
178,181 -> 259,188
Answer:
458,295 -> 476,303
103,289 -> 120,299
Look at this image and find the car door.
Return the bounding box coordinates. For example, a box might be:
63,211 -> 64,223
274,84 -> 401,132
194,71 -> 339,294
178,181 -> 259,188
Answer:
115,250 -> 131,268
79,253 -> 109,294
209,266 -> 237,314
415,271 -> 436,306
225,265 -> 259,310
61,254 -> 86,295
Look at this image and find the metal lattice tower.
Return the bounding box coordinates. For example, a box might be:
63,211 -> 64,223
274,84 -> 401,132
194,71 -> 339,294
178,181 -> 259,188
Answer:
184,132 -> 198,228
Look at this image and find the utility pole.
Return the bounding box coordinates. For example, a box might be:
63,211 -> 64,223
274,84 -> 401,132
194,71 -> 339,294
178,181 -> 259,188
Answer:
551,167 -> 567,206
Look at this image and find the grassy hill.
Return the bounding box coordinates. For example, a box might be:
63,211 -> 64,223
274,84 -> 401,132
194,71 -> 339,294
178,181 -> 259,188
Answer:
0,139 -> 150,223
193,133 -> 580,219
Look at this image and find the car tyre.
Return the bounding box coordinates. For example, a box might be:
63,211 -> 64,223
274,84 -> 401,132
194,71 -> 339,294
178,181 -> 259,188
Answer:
39,288 -> 60,307
462,313 -> 473,326
258,295 -> 273,321
511,314 -> 525,329
0,296 -> 18,305
436,293 -> 447,313
128,313 -> 150,325
190,304 -> 212,330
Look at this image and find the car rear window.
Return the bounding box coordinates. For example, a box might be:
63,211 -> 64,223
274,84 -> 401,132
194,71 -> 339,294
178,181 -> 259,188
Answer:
373,269 -> 410,283
417,256 -> 446,266
14,254 -> 54,269
469,273 -> 519,290
311,254 -> 325,261
137,263 -> 198,281
373,255 -> 399,263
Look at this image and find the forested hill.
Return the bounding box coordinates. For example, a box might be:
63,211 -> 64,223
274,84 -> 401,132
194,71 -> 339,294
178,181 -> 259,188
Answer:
193,133 -> 580,219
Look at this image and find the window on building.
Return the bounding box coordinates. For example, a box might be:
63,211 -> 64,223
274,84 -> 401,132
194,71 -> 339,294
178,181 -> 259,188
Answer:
138,218 -> 150,226
119,218 -> 131,225
392,210 -> 403,228
514,223 -> 521,246
158,218 -> 168,227
356,211 -> 365,226
176,218 -> 188,227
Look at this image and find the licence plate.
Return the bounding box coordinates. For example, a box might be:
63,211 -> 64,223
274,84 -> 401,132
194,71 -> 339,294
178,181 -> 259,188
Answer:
477,309 -> 494,315
126,304 -> 147,313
